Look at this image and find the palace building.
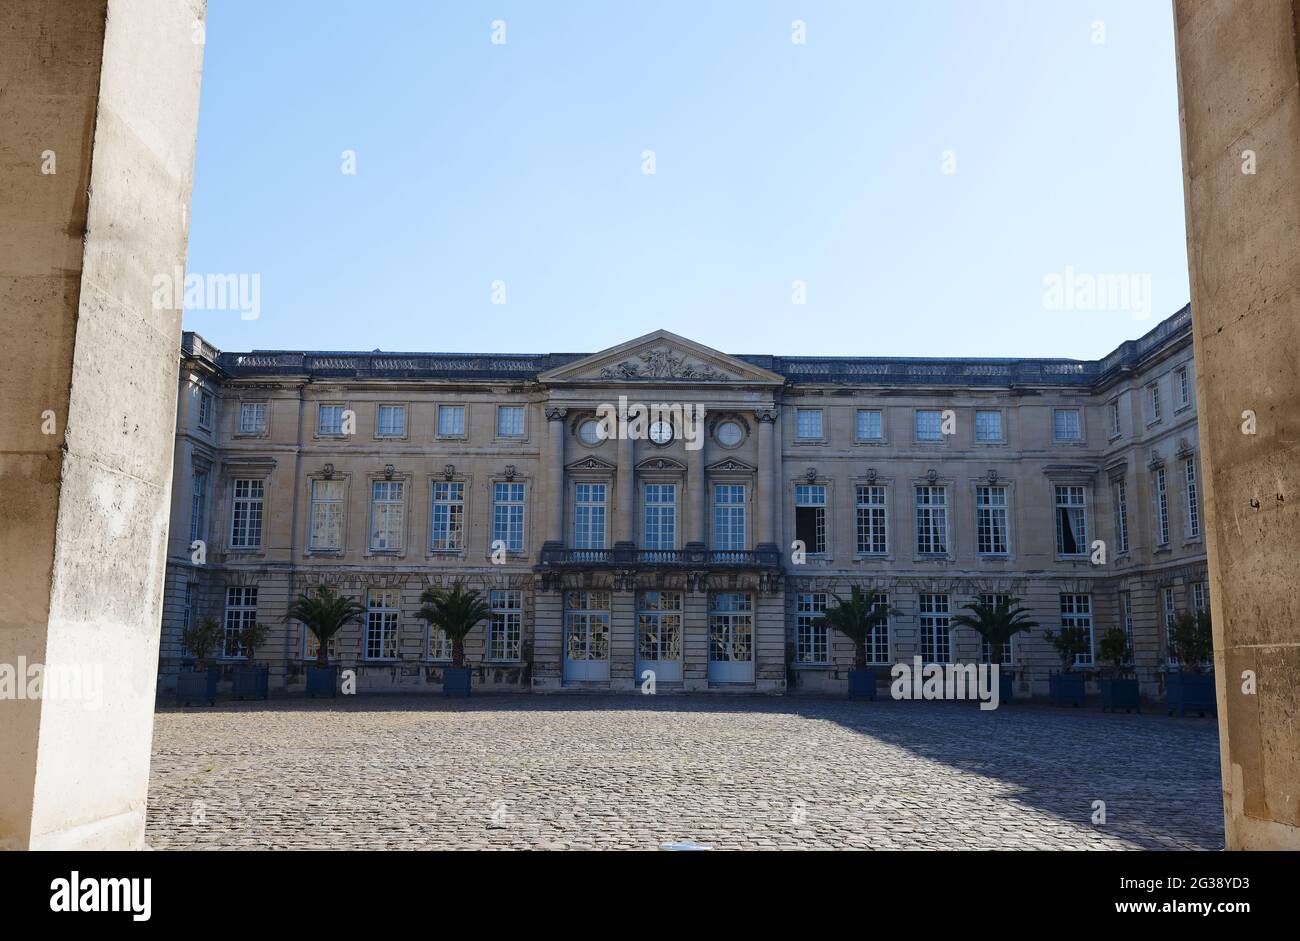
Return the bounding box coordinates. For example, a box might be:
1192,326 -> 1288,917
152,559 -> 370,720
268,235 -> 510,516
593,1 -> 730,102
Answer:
160,305 -> 1207,700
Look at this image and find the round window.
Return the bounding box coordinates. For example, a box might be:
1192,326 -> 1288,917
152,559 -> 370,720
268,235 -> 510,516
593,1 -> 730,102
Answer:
715,420 -> 744,447
578,419 -> 603,445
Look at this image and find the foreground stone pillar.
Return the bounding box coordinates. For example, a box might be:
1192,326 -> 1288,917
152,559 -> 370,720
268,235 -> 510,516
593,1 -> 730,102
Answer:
1174,0 -> 1300,849
0,0 -> 205,849
686,424 -> 707,548
543,407 -> 566,546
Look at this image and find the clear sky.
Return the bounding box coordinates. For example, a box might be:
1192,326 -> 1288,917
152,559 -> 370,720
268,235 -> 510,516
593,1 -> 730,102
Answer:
183,0 -> 1189,360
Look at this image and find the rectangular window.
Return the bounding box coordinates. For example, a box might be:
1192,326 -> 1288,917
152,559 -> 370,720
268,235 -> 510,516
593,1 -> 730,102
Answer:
430,481 -> 465,551
1176,366 -> 1190,409
183,583 -> 194,631
1053,408 -> 1082,441
428,624 -> 452,661
867,593 -> 890,663
1163,587 -> 1178,665
239,402 -> 266,434
369,480 -> 405,551
855,484 -> 888,554
189,470 -> 208,543
643,483 -> 677,550
709,592 -> 753,663
1060,593 -> 1094,667
1054,485 -> 1088,556
978,593 -> 1012,664
496,405 -> 525,438
1147,382 -> 1161,423
915,485 -> 948,555
975,485 -> 1009,555
309,478 -> 345,550
488,589 -> 523,661
437,404 -> 466,437
713,484 -> 746,551
1191,581 -> 1208,613
377,404 -> 406,437
795,592 -> 830,664
794,484 -> 826,554
915,409 -> 943,441
1154,467 -> 1170,546
365,588 -> 400,660
1109,400 -> 1121,437
566,590 -> 611,664
1113,479 -> 1130,553
493,482 -> 525,552
222,586 -> 257,659
573,482 -> 607,550
230,478 -> 264,548
1121,591 -> 1135,653
795,408 -> 823,439
317,404 -> 346,435
198,390 -> 214,429
919,593 -> 951,663
856,409 -> 883,441
302,592 -> 338,661
974,410 -> 1003,442
638,590 -> 682,663
1185,458 -> 1200,538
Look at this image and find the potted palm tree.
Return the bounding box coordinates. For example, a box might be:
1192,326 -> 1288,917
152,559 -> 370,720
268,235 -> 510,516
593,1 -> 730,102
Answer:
417,581 -> 491,697
812,586 -> 899,700
233,621 -> 270,700
951,596 -> 1037,705
1098,627 -> 1139,712
1041,625 -> 1090,706
177,616 -> 223,705
285,586 -> 365,698
1166,609 -> 1215,717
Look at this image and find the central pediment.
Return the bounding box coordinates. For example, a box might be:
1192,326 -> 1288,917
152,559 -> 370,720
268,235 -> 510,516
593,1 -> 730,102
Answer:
539,330 -> 782,385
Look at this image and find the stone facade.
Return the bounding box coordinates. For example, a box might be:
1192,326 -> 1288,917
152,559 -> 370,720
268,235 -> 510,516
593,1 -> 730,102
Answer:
160,306 -> 1207,700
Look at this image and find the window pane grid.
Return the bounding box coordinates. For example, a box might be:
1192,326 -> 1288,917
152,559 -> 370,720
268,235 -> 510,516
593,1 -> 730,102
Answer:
493,482 -> 525,551
855,484 -> 887,554
489,589 -> 522,661
431,481 -> 465,550
365,588 -> 399,659
230,478 -> 264,548
976,485 -> 1009,555
919,593 -> 950,663
915,485 -> 947,554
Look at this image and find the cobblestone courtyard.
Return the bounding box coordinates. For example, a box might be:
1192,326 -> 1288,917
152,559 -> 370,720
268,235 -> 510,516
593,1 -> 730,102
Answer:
146,695 -> 1223,850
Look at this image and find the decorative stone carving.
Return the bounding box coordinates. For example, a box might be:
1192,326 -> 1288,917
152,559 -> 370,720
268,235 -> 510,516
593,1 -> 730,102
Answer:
443,464 -> 456,480
504,464 -> 517,480
926,468 -> 939,484
598,347 -> 730,381
323,463 -> 334,479
805,467 -> 818,483
986,469 -> 999,484
755,408 -> 779,423
383,464 -> 395,480
866,467 -> 878,482
544,406 -> 568,421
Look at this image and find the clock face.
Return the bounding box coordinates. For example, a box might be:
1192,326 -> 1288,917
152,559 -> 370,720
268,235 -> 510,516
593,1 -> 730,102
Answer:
648,420 -> 673,444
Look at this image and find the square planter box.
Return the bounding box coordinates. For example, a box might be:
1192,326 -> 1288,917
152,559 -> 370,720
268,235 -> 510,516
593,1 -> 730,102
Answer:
847,669 -> 876,701
234,666 -> 269,700
305,666 -> 338,698
176,667 -> 218,706
1049,672 -> 1085,707
1167,672 -> 1216,717
443,666 -> 472,697
1100,677 -> 1140,713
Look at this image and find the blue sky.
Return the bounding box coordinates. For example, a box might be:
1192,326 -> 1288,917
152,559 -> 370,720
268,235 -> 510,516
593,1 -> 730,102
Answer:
184,0 -> 1189,359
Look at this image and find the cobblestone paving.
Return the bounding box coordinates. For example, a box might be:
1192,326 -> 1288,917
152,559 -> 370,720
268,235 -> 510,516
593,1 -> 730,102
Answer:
146,695 -> 1223,850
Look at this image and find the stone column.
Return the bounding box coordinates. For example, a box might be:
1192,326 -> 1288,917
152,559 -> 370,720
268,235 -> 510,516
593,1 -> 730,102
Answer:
0,0 -> 205,849
756,408 -> 778,549
1174,0 -> 1300,849
544,407 -> 566,547
686,413 -> 707,549
615,430 -> 634,549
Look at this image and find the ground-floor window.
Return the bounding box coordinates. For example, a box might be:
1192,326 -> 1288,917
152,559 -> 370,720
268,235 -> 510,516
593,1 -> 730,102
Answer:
867,592 -> 890,663
365,588 -> 400,660
919,593 -> 950,663
222,586 -> 257,659
427,626 -> 452,661
978,592 -> 1012,664
1060,593 -> 1094,667
709,592 -> 753,662
489,589 -> 523,661
565,590 -> 610,662
1163,586 -> 1178,666
795,592 -> 829,663
637,590 -> 682,662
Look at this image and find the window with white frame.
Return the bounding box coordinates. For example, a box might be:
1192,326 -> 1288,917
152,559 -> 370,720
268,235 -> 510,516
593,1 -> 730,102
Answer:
309,478 -> 345,550
974,410 -> 1003,442
222,586 -> 257,659
369,480 -> 405,551
915,485 -> 948,555
317,403 -> 346,435
713,484 -> 746,551
1176,366 -> 1190,409
573,482 -> 607,550
708,592 -> 753,663
493,482 -> 525,552
302,592 -> 338,661
643,483 -> 676,550
867,593 -> 891,663
1184,457 -> 1200,538
496,405 -> 525,438
377,404 -> 406,437
637,590 -> 682,663
919,593 -> 951,663
1191,581 -> 1208,613
978,593 -> 1012,664
427,625 -> 452,661
1153,467 -> 1170,546
856,409 -> 883,441
795,408 -> 823,440
365,588 -> 400,659
1054,485 -> 1088,556
1163,586 -> 1178,665
198,390 -> 214,429
189,470 -> 208,544
1109,400 -> 1121,437
230,478 -> 264,548
795,592 -> 829,664
566,590 -> 611,662
239,402 -> 266,434
1121,591 -> 1135,654
855,484 -> 887,554
1060,593 -> 1094,666
1147,382 -> 1161,423
437,404 -> 466,437
183,582 -> 194,631
1113,478 -> 1130,553
430,481 -> 465,551
488,589 -> 522,661
794,484 -> 826,554
1053,408 -> 1082,441
975,485 -> 1009,555
915,409 -> 943,441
